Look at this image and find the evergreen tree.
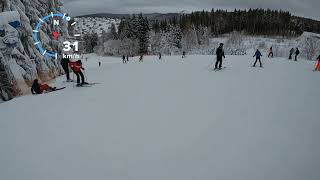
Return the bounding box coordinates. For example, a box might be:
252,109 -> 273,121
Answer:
136,14 -> 150,54
110,23 -> 118,40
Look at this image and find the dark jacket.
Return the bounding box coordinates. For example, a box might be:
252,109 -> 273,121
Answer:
216,46 -> 225,59
61,58 -> 70,68
253,50 -> 262,58
295,49 -> 300,55
31,80 -> 41,94
290,48 -> 294,55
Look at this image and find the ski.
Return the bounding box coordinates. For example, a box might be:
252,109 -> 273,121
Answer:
75,82 -> 100,87
62,80 -> 74,83
251,65 -> 264,68
43,87 -> 66,94
213,67 -> 226,71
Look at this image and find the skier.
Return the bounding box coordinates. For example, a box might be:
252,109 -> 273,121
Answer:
314,55 -> 320,71
31,79 -> 56,94
126,55 -> 129,62
268,46 -> 274,58
139,54 -> 143,62
182,51 -> 186,58
295,48 -> 300,61
289,48 -> 294,60
122,55 -> 126,64
214,43 -> 225,70
69,60 -> 88,87
253,49 -> 263,67
99,61 -> 101,67
159,53 -> 162,60
61,57 -> 72,82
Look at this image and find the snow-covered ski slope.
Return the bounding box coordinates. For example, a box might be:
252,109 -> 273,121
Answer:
1,54 -> 320,180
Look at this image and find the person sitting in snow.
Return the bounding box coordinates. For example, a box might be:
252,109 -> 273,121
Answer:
69,60 -> 88,87
268,46 -> 274,58
314,55 -> 320,71
31,79 -> 56,94
253,49 -> 263,67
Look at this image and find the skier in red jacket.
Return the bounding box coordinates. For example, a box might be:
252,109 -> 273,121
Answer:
69,60 -> 88,86
314,55 -> 320,71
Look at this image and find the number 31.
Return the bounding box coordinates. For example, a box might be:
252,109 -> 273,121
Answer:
63,41 -> 79,52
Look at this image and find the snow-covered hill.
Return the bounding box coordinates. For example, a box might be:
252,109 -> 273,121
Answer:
73,17 -> 121,36
1,54 -> 319,180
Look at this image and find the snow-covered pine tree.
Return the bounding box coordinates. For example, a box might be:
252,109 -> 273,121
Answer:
110,23 -> 118,40
181,24 -> 198,52
83,33 -> 98,53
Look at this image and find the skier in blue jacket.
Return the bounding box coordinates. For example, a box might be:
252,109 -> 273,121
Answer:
253,49 -> 263,67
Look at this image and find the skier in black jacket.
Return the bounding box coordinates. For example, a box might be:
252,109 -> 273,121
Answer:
289,48 -> 294,60
122,55 -> 126,64
215,43 -> 225,70
295,48 -> 300,61
61,57 -> 71,82
182,51 -> 186,58
139,54 -> 144,62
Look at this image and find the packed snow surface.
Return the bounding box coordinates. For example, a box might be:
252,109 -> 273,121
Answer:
1,54 -> 320,180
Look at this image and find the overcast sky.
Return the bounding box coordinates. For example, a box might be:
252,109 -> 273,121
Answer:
61,0 -> 320,20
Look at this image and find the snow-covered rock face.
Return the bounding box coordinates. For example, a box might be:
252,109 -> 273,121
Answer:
0,0 -> 68,100
0,11 -> 20,55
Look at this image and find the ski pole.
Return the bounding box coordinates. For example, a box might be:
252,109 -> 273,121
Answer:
72,72 -> 75,88
83,69 -> 88,82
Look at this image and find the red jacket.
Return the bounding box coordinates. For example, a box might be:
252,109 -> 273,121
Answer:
69,61 -> 82,72
316,58 -> 320,71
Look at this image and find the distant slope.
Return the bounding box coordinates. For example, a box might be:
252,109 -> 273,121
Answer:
77,13 -> 179,21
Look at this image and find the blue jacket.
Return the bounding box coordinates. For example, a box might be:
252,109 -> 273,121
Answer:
253,50 -> 262,58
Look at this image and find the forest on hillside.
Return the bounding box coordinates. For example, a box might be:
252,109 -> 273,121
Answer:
152,9 -> 320,36
82,9 -> 320,57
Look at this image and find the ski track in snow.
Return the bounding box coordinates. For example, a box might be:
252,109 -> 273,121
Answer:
0,54 -> 320,180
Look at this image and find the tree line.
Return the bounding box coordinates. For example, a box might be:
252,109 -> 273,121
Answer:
82,8 -> 320,55
152,8 -> 320,37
